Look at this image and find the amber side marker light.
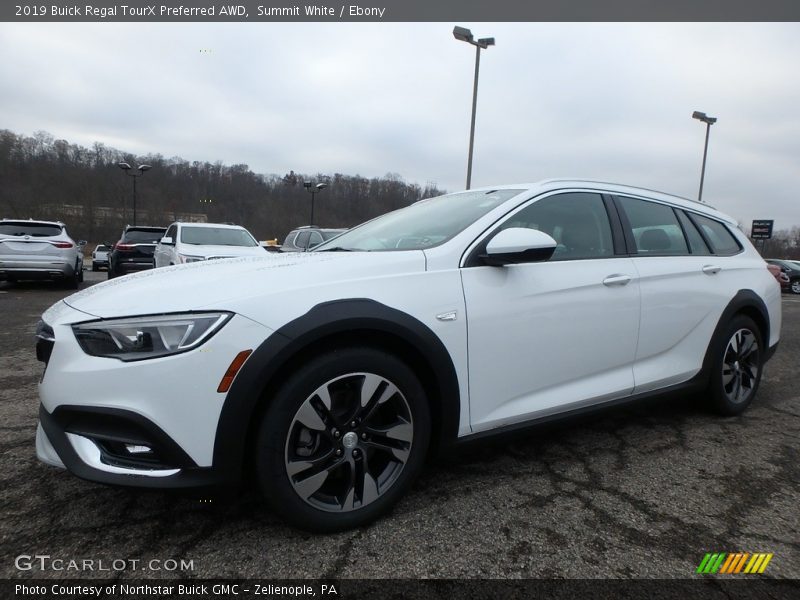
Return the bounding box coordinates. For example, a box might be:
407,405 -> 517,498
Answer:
217,349 -> 253,393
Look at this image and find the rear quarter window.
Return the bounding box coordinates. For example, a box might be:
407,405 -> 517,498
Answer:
689,214 -> 742,256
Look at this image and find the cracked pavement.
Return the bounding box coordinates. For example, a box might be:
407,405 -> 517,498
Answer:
1,271 -> 798,579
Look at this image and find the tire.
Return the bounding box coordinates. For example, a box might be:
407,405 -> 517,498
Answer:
66,262 -> 80,289
92,263 -> 98,272
706,315 -> 764,416
107,268 -> 117,279
791,279 -> 800,295
255,347 -> 431,532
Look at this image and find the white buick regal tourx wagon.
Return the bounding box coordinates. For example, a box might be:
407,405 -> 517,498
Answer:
35,181 -> 781,531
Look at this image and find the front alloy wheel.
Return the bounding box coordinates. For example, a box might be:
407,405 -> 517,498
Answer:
285,372 -> 413,513
791,279 -> 800,295
256,347 -> 430,532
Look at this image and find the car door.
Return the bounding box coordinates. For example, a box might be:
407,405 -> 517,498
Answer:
461,191 -> 640,433
613,196 -> 739,393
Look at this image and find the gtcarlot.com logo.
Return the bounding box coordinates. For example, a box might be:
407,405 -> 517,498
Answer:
15,554 -> 194,572
697,552 -> 773,574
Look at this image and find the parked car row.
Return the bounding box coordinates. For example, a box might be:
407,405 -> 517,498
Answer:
103,223 -> 347,278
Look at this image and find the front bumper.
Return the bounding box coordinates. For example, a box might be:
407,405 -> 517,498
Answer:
37,404 -> 225,489
36,309 -> 274,490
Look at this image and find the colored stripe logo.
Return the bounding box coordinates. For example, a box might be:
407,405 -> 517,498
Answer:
697,552 -> 773,574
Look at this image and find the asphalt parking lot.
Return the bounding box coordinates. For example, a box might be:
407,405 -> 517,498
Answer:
1,270 -> 798,580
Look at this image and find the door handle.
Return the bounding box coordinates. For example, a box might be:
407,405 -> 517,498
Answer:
603,274 -> 632,286
702,265 -> 722,275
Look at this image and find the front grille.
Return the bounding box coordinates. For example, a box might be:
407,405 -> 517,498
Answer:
35,320 -> 55,364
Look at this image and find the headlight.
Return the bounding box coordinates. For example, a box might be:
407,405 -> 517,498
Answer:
178,253 -> 205,264
72,312 -> 232,361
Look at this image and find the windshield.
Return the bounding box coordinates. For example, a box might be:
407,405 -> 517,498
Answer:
181,226 -> 257,247
0,222 -> 62,237
314,189 -> 523,251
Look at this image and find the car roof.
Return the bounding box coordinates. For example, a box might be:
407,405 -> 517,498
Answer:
467,180 -> 738,226
125,225 -> 166,231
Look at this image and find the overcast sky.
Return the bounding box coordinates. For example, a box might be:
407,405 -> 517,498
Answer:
1,22 -> 798,229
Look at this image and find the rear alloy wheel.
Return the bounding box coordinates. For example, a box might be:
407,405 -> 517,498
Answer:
791,279 -> 800,295
707,316 -> 763,415
256,347 -> 430,532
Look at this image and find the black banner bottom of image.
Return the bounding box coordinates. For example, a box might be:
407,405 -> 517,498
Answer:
2,579 -> 799,600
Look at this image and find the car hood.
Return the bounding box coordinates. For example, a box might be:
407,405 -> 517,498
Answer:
62,251 -> 426,320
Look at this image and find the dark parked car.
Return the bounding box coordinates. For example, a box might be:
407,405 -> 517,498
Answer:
281,226 -> 346,252
108,226 -> 167,279
765,259 -> 800,294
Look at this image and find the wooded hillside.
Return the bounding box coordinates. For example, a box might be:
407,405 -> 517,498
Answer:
0,129 -> 445,243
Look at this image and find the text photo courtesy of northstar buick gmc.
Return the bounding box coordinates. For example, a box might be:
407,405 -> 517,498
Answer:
34,180 -> 781,532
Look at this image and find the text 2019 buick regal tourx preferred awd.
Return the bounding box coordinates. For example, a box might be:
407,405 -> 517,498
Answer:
34,181 -> 781,531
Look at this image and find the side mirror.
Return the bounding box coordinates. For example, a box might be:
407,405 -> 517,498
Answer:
481,228 -> 557,266
160,236 -> 174,246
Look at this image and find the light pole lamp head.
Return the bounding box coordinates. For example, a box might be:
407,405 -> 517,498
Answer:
477,37 -> 495,48
303,181 -> 313,190
138,164 -> 152,173
315,183 -> 327,191
453,26 -> 473,43
118,162 -> 132,171
692,111 -> 717,125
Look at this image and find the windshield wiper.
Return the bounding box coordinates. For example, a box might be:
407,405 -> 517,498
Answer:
316,246 -> 354,252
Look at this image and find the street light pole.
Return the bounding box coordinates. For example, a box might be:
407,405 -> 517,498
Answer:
118,162 -> 152,225
453,26 -> 494,190
303,181 -> 328,226
691,111 -> 717,203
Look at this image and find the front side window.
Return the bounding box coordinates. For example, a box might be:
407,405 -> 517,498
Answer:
180,227 -> 258,247
496,192 -> 614,261
165,225 -> 178,240
689,213 -> 742,256
314,189 -> 523,252
617,196 -> 689,255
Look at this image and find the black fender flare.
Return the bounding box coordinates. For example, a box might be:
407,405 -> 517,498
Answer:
699,289 -> 772,381
212,298 -> 461,481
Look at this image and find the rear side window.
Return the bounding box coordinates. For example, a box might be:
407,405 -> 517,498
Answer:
676,210 -> 711,255
295,231 -> 311,249
0,222 -> 63,237
689,214 -> 742,256
617,196 -> 688,255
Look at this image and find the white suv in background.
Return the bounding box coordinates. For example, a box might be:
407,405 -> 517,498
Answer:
35,181 -> 781,532
154,222 -> 265,267
0,219 -> 84,287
